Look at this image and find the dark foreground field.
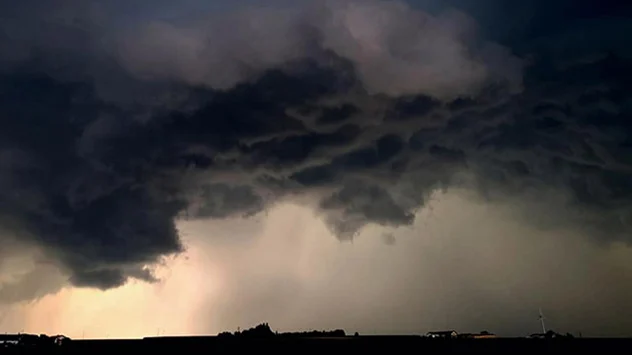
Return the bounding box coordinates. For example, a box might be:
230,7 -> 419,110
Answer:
6,336 -> 632,354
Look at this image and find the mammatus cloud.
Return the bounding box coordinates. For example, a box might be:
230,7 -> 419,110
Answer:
0,0 -> 630,303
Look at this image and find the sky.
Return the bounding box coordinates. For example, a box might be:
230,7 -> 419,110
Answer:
0,0 -> 631,338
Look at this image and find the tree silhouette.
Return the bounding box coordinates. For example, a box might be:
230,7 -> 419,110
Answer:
223,323 -> 347,338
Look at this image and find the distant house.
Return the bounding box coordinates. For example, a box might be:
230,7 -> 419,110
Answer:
0,334 -> 20,347
458,331 -> 496,339
0,333 -> 70,347
529,333 -> 547,339
426,330 -> 458,338
53,335 -> 71,346
0,334 -> 39,347
529,331 -> 563,339
472,332 -> 496,339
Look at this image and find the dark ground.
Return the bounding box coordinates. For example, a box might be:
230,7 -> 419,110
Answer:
5,336 -> 632,354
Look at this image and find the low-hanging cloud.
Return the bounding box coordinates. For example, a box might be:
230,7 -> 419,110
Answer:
0,0 -> 630,303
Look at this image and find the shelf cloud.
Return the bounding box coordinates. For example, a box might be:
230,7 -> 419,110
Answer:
0,0 -> 630,312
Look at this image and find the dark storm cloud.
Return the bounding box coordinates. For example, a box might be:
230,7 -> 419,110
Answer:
0,73 -> 186,295
191,184 -> 264,219
69,267 -> 158,290
0,266 -> 67,304
0,0 -> 631,301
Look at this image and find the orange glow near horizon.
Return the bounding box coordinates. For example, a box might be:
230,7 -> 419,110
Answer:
3,195 -> 632,338
2,239 -> 224,339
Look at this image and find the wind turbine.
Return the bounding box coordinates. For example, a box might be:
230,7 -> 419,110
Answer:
538,308 -> 547,333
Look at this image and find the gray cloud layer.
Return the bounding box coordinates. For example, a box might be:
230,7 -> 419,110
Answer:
0,0 -> 631,309
115,0 -> 523,99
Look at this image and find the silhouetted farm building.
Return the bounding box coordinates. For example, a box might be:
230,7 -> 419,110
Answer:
458,331 -> 497,339
0,333 -> 70,347
426,330 -> 458,338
